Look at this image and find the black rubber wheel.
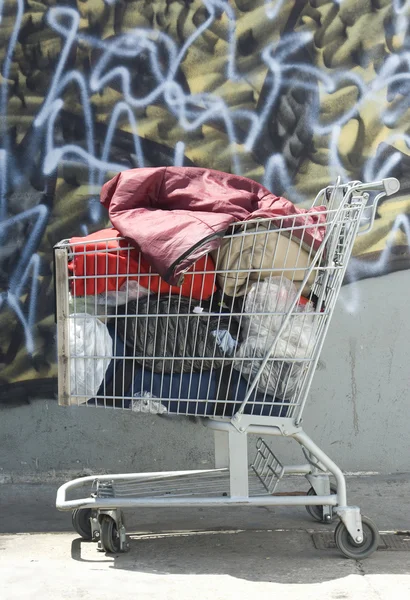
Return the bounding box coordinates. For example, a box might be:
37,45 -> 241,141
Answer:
334,516 -> 380,559
100,515 -> 121,553
71,508 -> 92,540
306,484 -> 337,523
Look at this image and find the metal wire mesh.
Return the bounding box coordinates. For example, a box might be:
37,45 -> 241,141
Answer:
55,180 -> 368,422
251,438 -> 284,494
92,470 -> 270,500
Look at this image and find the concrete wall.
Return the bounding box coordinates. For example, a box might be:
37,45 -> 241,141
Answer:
1,270 -> 408,481
1,1 -> 410,479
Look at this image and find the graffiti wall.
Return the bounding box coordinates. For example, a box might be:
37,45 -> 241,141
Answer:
0,0 -> 409,403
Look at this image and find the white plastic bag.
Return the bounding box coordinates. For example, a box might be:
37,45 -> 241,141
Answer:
234,278 -> 316,399
69,313 -> 113,403
131,392 -> 168,415
210,330 -> 237,356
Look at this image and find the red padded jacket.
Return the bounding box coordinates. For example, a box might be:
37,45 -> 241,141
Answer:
68,228 -> 217,300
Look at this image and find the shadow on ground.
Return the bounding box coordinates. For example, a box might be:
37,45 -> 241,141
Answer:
67,527 -> 410,585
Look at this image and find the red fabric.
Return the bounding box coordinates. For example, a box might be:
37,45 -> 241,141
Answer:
68,228 -> 217,300
101,166 -> 327,286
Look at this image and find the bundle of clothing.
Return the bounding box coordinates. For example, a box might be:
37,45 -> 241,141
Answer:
67,167 -> 325,415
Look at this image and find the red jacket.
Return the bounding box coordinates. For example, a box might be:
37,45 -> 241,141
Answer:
101,167 -> 326,286
68,228 -> 216,300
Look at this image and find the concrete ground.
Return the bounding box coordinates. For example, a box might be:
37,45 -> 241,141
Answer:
1,474 -> 410,599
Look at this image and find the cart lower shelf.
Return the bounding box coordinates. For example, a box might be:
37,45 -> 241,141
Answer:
96,468 -> 271,500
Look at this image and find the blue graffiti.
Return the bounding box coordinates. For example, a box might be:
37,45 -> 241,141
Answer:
0,0 -> 410,358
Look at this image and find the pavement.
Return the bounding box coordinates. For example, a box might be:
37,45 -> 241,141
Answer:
1,474 -> 410,599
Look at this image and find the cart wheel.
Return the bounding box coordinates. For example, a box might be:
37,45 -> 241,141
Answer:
72,508 -> 92,540
100,515 -> 121,554
334,516 -> 380,559
305,484 -> 337,523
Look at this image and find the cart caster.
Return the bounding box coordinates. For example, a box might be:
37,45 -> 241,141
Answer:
334,516 -> 380,559
72,508 -> 92,540
98,512 -> 129,554
305,484 -> 337,523
99,515 -> 121,553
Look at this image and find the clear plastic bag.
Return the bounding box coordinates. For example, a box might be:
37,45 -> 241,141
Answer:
68,282 -> 150,323
234,278 -> 316,399
96,280 -> 150,306
69,313 -> 113,403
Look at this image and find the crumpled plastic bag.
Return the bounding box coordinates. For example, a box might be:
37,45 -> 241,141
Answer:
131,392 -> 168,414
210,330 -> 237,356
68,282 -> 150,324
234,278 -> 316,399
96,280 -> 150,306
69,313 -> 113,403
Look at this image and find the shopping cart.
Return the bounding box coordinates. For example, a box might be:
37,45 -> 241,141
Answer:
54,176 -> 400,558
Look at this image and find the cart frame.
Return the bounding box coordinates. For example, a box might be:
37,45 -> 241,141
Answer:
54,176 -> 400,559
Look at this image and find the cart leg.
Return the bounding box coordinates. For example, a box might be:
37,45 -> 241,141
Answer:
214,430 -> 229,469
228,430 -> 249,498
306,473 -> 331,496
292,429 -> 347,507
306,473 -> 334,521
294,432 -> 372,540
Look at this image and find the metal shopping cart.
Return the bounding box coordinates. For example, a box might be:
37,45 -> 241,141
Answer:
54,176 -> 400,558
